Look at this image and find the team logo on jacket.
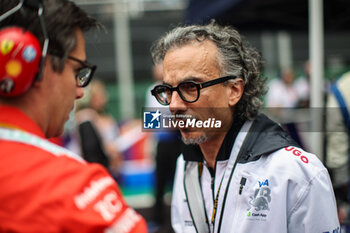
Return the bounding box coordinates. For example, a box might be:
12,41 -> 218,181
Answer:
247,179 -> 271,220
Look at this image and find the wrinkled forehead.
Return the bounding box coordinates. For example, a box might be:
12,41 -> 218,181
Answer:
166,38 -> 218,55
164,39 -> 220,66
163,40 -> 222,84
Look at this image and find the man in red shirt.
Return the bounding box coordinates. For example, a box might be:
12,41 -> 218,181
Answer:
0,0 -> 147,232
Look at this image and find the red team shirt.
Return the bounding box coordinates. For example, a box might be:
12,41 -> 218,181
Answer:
0,106 -> 147,233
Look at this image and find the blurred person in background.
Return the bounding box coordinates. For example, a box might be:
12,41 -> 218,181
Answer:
150,21 -> 339,233
294,60 -> 310,108
145,63 -> 182,228
265,68 -> 299,108
75,79 -> 123,177
265,67 -> 305,148
0,0 -> 147,232
326,71 -> 350,226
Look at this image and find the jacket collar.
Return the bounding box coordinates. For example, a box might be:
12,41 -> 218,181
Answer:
0,105 -> 45,138
236,114 -> 299,163
182,113 -> 299,163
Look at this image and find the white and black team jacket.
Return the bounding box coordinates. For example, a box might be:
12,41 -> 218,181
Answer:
171,114 -> 340,233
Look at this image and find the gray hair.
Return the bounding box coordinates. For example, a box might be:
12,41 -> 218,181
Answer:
150,21 -> 267,121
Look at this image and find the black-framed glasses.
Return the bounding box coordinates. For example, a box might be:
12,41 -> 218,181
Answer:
151,75 -> 237,105
67,56 -> 97,87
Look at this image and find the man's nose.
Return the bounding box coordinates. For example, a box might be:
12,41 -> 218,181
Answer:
169,91 -> 187,114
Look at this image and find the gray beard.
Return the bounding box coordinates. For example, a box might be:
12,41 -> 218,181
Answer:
182,133 -> 209,145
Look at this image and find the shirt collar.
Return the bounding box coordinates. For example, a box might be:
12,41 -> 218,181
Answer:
0,105 -> 45,138
182,118 -> 245,162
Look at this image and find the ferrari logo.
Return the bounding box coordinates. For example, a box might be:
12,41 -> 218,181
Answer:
1,39 -> 14,55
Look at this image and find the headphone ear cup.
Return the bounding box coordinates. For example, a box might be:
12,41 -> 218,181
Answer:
0,27 -> 42,97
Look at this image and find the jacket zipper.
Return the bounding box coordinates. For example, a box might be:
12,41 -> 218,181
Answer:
230,177 -> 247,233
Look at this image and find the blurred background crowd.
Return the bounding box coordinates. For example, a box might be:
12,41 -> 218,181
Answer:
50,0 -> 350,232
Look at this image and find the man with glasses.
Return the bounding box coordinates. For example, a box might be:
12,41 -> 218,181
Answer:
151,22 -> 339,233
0,0 -> 146,232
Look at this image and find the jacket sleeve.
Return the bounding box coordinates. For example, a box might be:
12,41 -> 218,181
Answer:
55,160 -> 147,233
287,169 -> 340,233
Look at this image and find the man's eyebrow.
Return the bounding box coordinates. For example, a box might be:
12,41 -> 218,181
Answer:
162,76 -> 205,86
183,76 -> 204,82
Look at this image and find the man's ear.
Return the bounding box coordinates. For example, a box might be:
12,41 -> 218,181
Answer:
228,78 -> 244,107
32,58 -> 53,88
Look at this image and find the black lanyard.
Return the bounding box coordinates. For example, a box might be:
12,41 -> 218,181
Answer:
198,162 -> 226,227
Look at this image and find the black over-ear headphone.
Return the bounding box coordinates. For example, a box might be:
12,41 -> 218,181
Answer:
0,0 -> 48,97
